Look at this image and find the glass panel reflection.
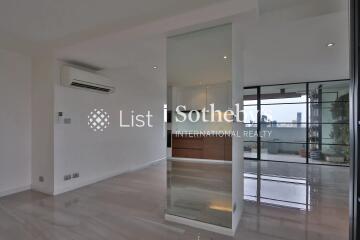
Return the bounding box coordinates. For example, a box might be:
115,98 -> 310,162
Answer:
167,160 -> 232,228
166,24 -> 233,227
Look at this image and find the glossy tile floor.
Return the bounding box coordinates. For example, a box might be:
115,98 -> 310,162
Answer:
242,160 -> 349,240
0,160 -> 349,240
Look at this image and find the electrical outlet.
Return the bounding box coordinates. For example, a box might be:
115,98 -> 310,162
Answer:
64,118 -> 71,124
64,174 -> 72,181
72,173 -> 79,178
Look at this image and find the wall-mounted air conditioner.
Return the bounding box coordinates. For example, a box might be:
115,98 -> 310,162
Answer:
61,66 -> 115,94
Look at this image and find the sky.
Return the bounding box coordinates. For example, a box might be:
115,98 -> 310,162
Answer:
244,96 -> 307,125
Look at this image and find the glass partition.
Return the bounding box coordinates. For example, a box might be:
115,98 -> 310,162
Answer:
166,24 -> 232,228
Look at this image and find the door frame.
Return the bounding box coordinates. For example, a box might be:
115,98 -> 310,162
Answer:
350,0 -> 359,239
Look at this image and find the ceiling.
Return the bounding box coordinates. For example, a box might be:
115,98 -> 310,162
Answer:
167,0 -> 349,87
48,0 -> 349,88
54,0 -> 254,82
243,11 -> 349,86
59,35 -> 166,81
0,0 -> 228,44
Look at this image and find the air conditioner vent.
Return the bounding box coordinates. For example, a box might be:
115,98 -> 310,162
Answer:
70,81 -> 112,93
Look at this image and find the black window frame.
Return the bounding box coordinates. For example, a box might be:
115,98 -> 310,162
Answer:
244,79 -> 350,167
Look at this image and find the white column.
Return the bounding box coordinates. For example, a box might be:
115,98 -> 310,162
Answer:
31,54 -> 56,195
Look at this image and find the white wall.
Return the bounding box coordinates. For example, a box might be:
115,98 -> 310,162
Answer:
31,54 -> 55,194
0,49 -> 32,197
53,46 -> 166,194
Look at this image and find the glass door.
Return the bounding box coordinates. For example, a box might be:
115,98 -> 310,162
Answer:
260,84 -> 307,163
244,80 -> 350,166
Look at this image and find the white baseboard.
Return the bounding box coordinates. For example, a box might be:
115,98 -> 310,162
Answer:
0,185 -> 31,198
53,157 -> 165,196
1,158 -> 165,197
31,184 -> 53,195
165,214 -> 234,236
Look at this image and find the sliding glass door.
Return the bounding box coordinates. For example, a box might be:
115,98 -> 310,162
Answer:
244,80 -> 350,166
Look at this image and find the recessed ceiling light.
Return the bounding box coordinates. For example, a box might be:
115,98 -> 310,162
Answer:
223,56 -> 228,59
152,66 -> 158,70
327,43 -> 335,47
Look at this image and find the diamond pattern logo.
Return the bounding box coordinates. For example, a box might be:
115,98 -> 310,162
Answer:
88,109 -> 110,132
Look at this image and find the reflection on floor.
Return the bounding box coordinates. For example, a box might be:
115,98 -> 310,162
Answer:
245,152 -> 306,163
242,160 -> 349,240
245,152 -> 349,166
0,160 -> 349,240
245,160 -> 310,210
245,172 -> 309,210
